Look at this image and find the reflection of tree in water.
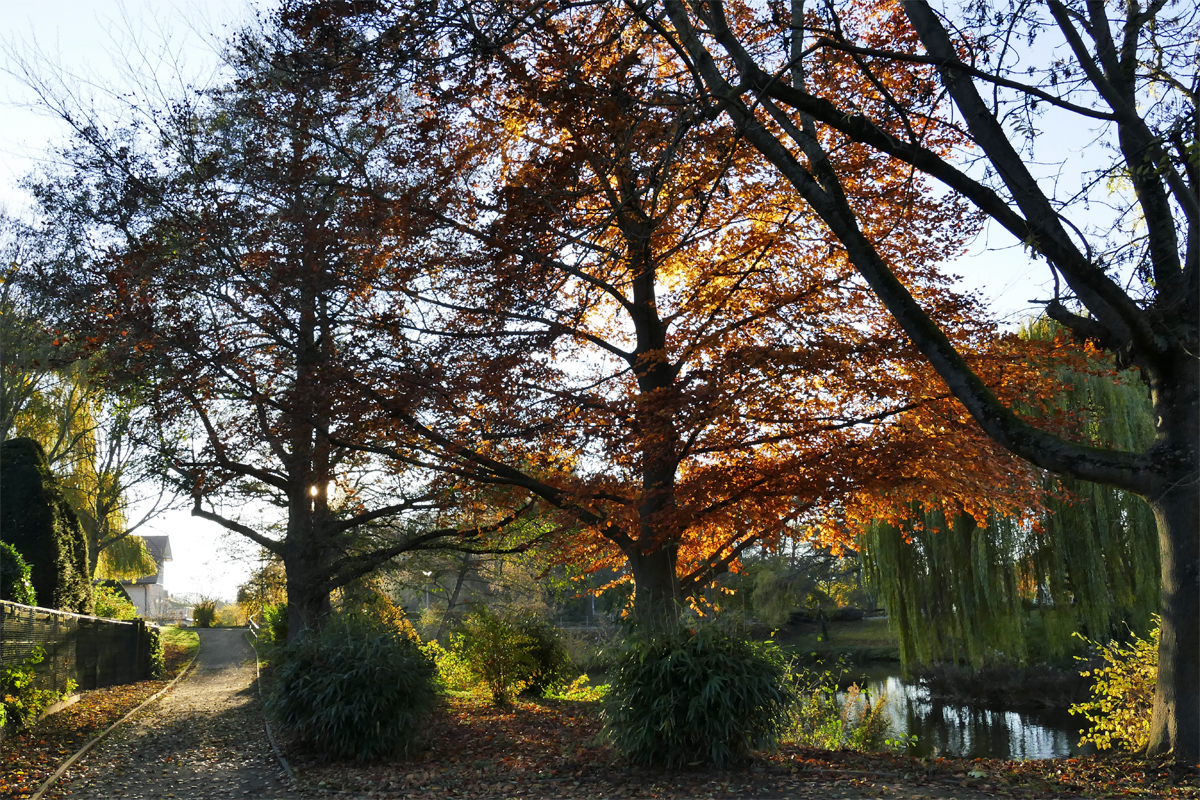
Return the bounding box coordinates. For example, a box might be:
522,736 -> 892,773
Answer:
846,673 -> 1084,760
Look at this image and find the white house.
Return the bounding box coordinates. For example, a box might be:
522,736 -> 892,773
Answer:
119,536 -> 172,618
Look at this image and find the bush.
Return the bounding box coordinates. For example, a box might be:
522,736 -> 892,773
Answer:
601,622 -> 794,767
1070,618 -> 1158,752
516,616 -> 574,697
456,607 -> 538,704
93,585 -> 138,620
0,438 -> 92,613
453,608 -> 575,703
786,660 -> 893,752
263,603 -> 288,644
266,615 -> 436,761
147,625 -> 166,679
0,647 -> 76,731
193,600 -> 217,628
0,541 -> 36,605
420,639 -> 477,692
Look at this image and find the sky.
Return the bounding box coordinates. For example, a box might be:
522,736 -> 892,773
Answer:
0,0 -> 1057,602
1,0 -> 265,602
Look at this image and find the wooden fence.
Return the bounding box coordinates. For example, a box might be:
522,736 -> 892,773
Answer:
0,601 -> 158,693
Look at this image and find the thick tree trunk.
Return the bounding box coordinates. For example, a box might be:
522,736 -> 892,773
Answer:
627,546 -> 681,622
1146,482 -> 1200,764
284,559 -> 331,640
281,504 -> 332,639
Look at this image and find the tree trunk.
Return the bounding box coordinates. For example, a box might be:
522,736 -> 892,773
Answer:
1146,481 -> 1200,764
282,511 -> 332,639
284,559 -> 331,640
627,546 -> 681,622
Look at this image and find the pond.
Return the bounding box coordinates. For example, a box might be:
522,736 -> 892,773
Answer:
843,666 -> 1093,760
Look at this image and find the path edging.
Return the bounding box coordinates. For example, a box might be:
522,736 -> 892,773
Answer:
30,638 -> 202,800
247,629 -> 297,786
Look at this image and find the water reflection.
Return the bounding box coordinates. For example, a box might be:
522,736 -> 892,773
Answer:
844,671 -> 1091,760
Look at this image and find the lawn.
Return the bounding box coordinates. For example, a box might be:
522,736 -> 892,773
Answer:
160,625 -> 200,663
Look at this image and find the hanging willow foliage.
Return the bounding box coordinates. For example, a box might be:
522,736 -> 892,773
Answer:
862,320 -> 1159,671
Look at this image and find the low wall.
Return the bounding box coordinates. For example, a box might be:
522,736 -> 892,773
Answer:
0,601 -> 157,692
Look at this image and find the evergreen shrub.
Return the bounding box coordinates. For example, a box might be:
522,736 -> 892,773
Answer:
602,622 -> 794,767
193,600 -> 217,627
0,438 -> 92,612
266,615 -> 436,761
147,625 -> 166,679
0,541 -> 36,605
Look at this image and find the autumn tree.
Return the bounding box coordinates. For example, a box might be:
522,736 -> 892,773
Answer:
22,5 -> 537,636
322,0 -> 1062,622
653,0 -> 1196,761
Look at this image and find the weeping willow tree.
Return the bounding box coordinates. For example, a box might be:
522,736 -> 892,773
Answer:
7,358 -> 163,580
863,320 -> 1159,671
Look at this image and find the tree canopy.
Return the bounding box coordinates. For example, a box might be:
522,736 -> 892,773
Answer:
653,0 -> 1196,760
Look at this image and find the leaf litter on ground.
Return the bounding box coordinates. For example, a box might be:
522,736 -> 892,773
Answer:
0,638 -> 195,799
283,694 -> 1198,799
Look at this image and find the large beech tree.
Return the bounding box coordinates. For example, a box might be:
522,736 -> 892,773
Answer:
651,0 -> 1197,762
24,9 -> 536,636
337,1 -> 1064,617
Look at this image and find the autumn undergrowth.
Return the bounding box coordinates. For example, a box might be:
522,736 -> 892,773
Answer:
0,647 -> 76,732
785,659 -> 897,752
1070,617 -> 1159,752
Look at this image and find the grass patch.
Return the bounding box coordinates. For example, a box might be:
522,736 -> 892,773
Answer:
160,626 -> 200,663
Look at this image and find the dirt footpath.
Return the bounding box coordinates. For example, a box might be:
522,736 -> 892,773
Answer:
54,628 -> 295,799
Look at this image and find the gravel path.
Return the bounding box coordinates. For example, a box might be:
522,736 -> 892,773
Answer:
54,628 -> 297,799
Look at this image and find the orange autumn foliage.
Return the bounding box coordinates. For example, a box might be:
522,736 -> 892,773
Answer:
355,0 -> 1079,607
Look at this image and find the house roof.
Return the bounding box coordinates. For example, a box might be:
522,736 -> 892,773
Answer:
120,535 -> 172,586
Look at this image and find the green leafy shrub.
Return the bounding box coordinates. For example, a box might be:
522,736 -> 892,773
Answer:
193,599 -> 217,628
0,647 -> 76,731
0,541 -> 36,605
421,639 -> 478,693
456,607 -> 538,704
786,661 -> 893,752
515,615 -> 574,696
452,609 -> 574,702
93,585 -> 138,620
266,615 -> 436,761
147,625 -> 166,679
601,623 -> 794,767
1070,618 -> 1158,752
263,603 -> 288,644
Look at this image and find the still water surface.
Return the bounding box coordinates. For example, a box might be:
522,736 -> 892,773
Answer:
846,668 -> 1091,760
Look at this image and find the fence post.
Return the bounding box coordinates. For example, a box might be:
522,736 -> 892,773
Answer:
135,618 -> 147,680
